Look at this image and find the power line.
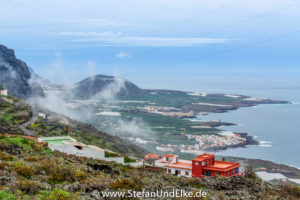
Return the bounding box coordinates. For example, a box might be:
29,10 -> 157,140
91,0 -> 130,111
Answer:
90,1 -> 300,66
125,29 -> 300,75
72,0 -> 242,60
139,0 -> 242,37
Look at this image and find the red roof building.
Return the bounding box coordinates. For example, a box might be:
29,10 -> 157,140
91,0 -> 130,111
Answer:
192,154 -> 240,178
144,153 -> 161,160
153,153 -> 240,178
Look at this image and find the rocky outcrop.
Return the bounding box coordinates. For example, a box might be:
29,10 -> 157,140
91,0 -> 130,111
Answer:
0,44 -> 44,99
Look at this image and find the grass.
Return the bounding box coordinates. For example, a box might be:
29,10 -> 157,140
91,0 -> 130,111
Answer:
124,156 -> 136,163
105,151 -> 119,157
0,189 -> 16,200
0,137 -> 34,151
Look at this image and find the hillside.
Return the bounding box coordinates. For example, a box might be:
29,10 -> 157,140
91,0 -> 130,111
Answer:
0,95 -> 147,158
0,136 -> 299,199
0,44 -> 44,99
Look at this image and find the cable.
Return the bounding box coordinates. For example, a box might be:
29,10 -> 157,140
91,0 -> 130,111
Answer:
71,0 -> 242,60
125,29 -> 300,75
87,1 -> 300,66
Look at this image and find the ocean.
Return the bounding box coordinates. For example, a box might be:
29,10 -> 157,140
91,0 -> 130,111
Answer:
197,88 -> 300,168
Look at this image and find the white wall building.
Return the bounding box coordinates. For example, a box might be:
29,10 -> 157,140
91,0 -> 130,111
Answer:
154,154 -> 192,177
38,136 -> 142,166
0,90 -> 8,96
38,112 -> 46,119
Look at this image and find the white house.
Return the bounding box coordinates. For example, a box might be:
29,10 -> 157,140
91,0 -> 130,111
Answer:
38,136 -> 142,167
154,154 -> 192,177
38,112 -> 46,119
0,90 -> 8,96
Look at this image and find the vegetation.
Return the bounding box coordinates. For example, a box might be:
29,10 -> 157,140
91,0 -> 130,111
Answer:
104,151 -> 119,157
0,136 -> 299,199
0,96 -> 32,135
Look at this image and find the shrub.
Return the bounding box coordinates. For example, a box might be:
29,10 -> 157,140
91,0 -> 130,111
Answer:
0,162 -> 5,170
39,188 -> 79,200
13,160 -> 33,178
124,156 -> 136,163
26,156 -> 38,162
0,151 -> 10,161
74,169 -> 87,180
244,165 -> 257,179
279,182 -> 300,198
105,151 -> 119,157
0,189 -> 16,200
109,178 -> 140,190
16,180 -> 41,195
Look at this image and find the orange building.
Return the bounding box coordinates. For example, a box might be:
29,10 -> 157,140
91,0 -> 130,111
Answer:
192,154 -> 240,178
148,153 -> 240,178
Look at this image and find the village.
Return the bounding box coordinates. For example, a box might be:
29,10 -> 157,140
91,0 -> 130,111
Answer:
142,105 -> 195,118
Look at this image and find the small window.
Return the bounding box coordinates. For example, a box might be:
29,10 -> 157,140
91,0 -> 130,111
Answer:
168,169 -> 171,173
195,161 -> 198,166
202,161 -> 205,166
185,171 -> 189,176
235,168 -> 239,173
206,170 -> 211,176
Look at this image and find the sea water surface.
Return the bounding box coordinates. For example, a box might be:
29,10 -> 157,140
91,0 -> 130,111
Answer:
198,88 -> 300,168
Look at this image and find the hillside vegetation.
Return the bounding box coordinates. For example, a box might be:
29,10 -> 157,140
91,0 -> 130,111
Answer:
0,95 -> 32,135
0,95 -> 147,158
0,136 -> 300,200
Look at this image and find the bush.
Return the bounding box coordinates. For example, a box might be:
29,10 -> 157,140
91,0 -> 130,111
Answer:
105,151 -> 119,157
279,182 -> 300,198
0,189 -> 16,200
13,160 -> 32,178
0,162 -> 5,170
244,165 -> 257,179
124,156 -> 136,163
39,188 -> 79,200
109,178 -> 140,190
26,156 -> 38,162
16,180 -> 41,194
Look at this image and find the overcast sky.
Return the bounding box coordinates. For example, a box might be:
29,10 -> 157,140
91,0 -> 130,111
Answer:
1,0 -> 300,92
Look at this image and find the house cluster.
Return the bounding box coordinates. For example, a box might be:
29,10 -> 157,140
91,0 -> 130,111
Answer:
38,136 -> 143,167
142,105 -> 194,118
144,153 -> 241,178
186,132 -> 246,149
0,89 -> 8,96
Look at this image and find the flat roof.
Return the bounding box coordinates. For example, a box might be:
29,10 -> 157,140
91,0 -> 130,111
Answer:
193,153 -> 214,161
41,138 -> 73,145
163,154 -> 176,157
144,153 -> 160,160
203,160 -> 240,171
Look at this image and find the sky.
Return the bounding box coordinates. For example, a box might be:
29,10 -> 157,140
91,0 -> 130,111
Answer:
1,0 -> 300,93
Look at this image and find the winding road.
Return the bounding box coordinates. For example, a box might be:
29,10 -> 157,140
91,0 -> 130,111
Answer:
20,106 -> 38,136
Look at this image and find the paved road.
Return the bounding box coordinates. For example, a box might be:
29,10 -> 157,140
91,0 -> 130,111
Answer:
20,106 -> 38,136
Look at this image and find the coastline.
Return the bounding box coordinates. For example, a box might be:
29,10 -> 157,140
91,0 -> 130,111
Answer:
204,132 -> 259,152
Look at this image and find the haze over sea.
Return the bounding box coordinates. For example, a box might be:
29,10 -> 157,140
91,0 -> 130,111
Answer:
197,87 -> 300,168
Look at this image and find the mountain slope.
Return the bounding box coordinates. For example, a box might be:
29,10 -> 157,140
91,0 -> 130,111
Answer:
0,44 -> 44,99
72,74 -> 143,98
0,94 -> 148,158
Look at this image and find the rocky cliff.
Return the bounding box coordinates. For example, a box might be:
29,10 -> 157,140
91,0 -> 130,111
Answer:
0,44 -> 44,99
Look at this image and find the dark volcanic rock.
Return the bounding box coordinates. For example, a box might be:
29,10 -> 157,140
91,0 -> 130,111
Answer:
72,74 -> 142,98
0,44 -> 44,99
